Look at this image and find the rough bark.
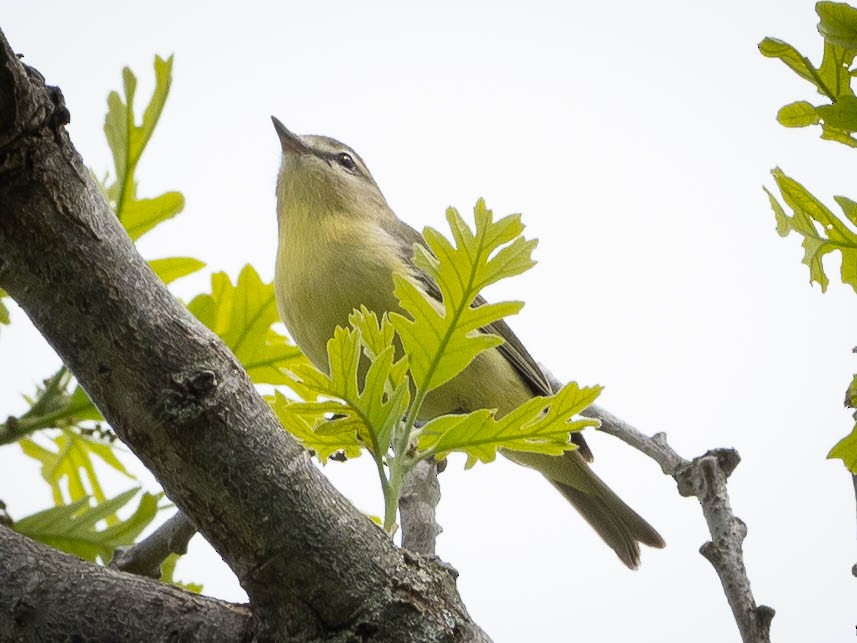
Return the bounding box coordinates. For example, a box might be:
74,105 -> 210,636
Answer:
0,28 -> 487,642
400,459 -> 442,555
0,526 -> 252,641
110,511 -> 198,578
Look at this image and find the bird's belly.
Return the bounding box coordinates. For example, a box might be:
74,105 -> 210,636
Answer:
275,241 -> 401,372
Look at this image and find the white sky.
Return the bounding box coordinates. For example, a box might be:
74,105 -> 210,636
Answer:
1,1 -> 855,641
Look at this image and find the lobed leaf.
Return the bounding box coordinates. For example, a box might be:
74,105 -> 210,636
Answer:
418,382 -> 602,467
765,168 -> 857,292
12,488 -> 158,563
19,430 -> 134,509
187,265 -> 312,390
121,192 -> 185,241
148,256 -> 206,285
828,423 -> 857,471
390,199 -> 537,393
272,391 -> 363,462
104,55 -> 174,219
161,553 -> 204,593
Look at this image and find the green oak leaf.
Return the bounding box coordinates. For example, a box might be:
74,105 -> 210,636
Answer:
148,257 -> 206,285
390,199 -> 536,393
188,265 -> 313,390
418,382 -> 601,468
765,168 -> 857,292
272,391 -> 364,462
12,488 -> 158,563
817,1 -> 857,50
104,55 -> 174,221
19,430 -> 134,509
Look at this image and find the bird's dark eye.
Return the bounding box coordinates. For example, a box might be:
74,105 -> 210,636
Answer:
336,152 -> 356,171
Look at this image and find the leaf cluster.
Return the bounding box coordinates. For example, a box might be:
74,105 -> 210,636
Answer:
3,53 -> 601,577
761,2 -> 857,471
275,200 -> 600,531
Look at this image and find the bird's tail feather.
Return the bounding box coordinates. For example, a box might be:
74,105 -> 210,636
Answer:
505,450 -> 665,568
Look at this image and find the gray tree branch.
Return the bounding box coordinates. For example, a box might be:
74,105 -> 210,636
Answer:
0,28 -> 488,641
399,459 -> 442,555
110,511 -> 198,578
586,404 -> 775,643
0,526 -> 252,641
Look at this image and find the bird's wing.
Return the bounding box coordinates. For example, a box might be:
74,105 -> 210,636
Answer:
383,217 -> 593,461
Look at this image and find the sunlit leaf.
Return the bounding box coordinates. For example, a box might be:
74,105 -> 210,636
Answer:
0,289 -> 9,330
121,192 -> 185,241
758,37 -> 820,88
188,265 -> 313,390
816,95 -> 857,130
817,1 -> 857,50
12,489 -> 158,563
761,13 -> 857,146
148,257 -> 206,285
19,430 -> 134,508
272,391 -> 363,462
292,318 -> 410,458
390,199 -> 536,393
765,168 -> 857,292
828,423 -> 857,471
418,382 -> 601,467
777,101 -> 820,127
161,553 -> 203,593
104,55 -> 174,219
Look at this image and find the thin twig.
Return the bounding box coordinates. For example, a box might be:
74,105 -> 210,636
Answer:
399,459 -> 442,555
541,367 -> 774,643
586,404 -> 775,643
110,511 -> 197,579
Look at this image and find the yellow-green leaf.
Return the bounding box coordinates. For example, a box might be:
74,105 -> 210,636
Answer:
161,553 -> 203,593
19,430 -> 134,508
104,55 -> 174,218
765,168 -> 857,292
149,257 -> 206,285
12,489 -> 158,563
187,265 -> 312,389
0,289 -> 9,329
777,101 -> 820,127
828,422 -> 857,471
418,382 -> 602,468
818,1 -> 857,50
390,199 -> 536,393
121,192 -> 185,241
272,391 -> 363,462
816,95 -> 857,131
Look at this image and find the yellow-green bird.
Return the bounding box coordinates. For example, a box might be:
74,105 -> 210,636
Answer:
271,117 -> 664,568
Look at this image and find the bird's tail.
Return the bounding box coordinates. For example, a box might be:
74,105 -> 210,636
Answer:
504,450 -> 665,568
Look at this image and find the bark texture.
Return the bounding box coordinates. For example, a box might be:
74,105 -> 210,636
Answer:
0,527 -> 252,641
0,28 -> 487,642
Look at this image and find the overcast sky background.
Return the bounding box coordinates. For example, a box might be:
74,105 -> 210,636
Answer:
2,2 -> 855,641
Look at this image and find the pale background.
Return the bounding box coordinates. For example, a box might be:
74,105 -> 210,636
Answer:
1,2 -> 855,641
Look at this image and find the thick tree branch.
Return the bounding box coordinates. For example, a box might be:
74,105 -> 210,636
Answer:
585,404 -> 775,643
0,526 -> 251,641
111,511 -> 198,578
0,29 -> 487,641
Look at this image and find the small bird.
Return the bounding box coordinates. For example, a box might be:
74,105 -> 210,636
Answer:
271,117 -> 664,567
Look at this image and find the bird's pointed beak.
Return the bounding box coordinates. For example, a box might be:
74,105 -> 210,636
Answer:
271,116 -> 309,155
